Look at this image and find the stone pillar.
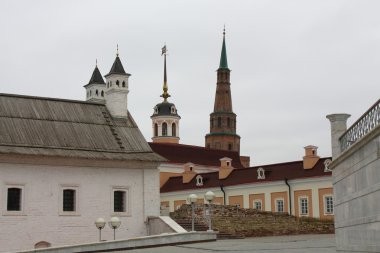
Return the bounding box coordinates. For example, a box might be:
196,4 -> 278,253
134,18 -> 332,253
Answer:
326,114 -> 351,160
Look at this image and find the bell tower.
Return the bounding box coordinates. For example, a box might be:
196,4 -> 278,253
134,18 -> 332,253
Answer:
205,29 -> 240,152
151,45 -> 181,143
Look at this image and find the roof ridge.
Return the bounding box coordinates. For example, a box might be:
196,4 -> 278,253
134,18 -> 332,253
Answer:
0,93 -> 104,105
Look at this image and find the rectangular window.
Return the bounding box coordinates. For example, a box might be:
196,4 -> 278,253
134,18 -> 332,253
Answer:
276,199 -> 284,212
7,188 -> 22,211
114,190 -> 126,212
324,196 -> 334,215
253,200 -> 262,211
300,197 -> 308,215
63,189 -> 76,212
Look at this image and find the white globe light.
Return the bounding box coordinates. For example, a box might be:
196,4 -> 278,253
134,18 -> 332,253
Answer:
205,191 -> 215,202
188,193 -> 198,203
109,216 -> 121,229
95,218 -> 106,229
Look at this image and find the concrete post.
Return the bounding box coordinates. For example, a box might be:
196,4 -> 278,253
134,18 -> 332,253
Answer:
326,114 -> 351,160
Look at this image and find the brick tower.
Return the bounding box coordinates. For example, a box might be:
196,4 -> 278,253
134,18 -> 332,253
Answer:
205,29 -> 240,152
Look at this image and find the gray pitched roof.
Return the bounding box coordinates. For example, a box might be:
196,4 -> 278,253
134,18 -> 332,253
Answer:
0,94 -> 164,162
87,66 -> 105,85
105,56 -> 130,77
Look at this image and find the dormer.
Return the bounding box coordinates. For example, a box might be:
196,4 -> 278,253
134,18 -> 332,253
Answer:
196,175 -> 203,186
257,167 -> 265,179
219,157 -> 234,179
303,145 -> 320,170
183,162 -> 196,183
171,105 -> 177,114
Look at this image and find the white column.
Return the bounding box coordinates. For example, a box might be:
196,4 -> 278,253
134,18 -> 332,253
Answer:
326,114 -> 351,160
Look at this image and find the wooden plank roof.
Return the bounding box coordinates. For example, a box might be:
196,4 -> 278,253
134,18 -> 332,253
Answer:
0,93 -> 164,162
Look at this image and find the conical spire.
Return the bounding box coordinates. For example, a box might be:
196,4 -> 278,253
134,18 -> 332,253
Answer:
160,45 -> 171,102
88,61 -> 105,84
219,27 -> 229,70
105,45 -> 129,76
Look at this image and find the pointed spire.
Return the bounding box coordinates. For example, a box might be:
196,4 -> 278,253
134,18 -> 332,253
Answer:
88,60 -> 105,84
105,45 -> 130,77
219,26 -> 229,70
160,45 -> 171,102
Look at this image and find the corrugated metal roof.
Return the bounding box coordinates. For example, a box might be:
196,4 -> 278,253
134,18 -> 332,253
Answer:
0,93 -> 164,162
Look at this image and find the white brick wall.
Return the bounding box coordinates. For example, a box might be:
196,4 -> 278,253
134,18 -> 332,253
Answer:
0,161 -> 159,252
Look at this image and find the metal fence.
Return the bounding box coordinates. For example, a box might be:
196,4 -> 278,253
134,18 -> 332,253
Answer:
340,99 -> 380,152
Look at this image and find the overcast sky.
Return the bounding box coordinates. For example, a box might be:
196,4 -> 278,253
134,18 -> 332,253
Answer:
0,0 -> 379,165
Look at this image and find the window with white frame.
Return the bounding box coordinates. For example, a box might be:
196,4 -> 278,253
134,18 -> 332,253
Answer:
324,195 -> 334,215
299,197 -> 308,216
60,186 -> 79,215
7,187 -> 22,211
253,200 -> 262,211
275,199 -> 284,212
63,189 -> 76,212
3,185 -> 25,215
112,187 -> 129,214
196,175 -> 203,186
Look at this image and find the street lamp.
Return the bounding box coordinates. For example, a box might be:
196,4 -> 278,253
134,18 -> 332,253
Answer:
204,191 -> 215,232
108,217 -> 121,240
95,218 -> 106,242
188,193 -> 198,232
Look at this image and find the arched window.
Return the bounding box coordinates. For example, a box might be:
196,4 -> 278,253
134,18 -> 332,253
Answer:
122,81 -> 126,87
101,90 -> 104,97
228,143 -> 232,150
227,118 -> 230,127
162,123 -> 167,136
211,119 -> 214,128
90,90 -> 92,96
95,90 -> 98,96
172,123 -> 176,136
154,124 -> 158,137
217,117 -> 222,127
116,80 -> 120,87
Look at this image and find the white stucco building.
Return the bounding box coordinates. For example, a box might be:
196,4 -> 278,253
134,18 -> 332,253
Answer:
0,53 -> 164,252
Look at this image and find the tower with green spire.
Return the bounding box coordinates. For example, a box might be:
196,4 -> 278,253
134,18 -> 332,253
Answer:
205,29 -> 240,152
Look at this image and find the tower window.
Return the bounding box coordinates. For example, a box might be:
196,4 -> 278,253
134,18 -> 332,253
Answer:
154,123 -> 158,137
96,90 -> 98,96
218,117 -> 221,127
101,90 -> 104,97
172,123 -> 176,137
162,122 -> 168,136
227,118 -> 230,127
90,90 -> 92,96
122,81 -> 126,87
228,143 -> 232,150
211,119 -> 214,128
116,80 -> 120,87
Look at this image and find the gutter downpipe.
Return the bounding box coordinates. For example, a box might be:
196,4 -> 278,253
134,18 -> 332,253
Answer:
220,185 -> 226,205
285,178 -> 292,215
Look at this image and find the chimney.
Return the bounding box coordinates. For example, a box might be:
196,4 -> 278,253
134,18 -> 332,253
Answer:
182,162 -> 196,183
240,155 -> 250,168
326,114 -> 351,160
303,145 -> 320,169
219,157 -> 234,179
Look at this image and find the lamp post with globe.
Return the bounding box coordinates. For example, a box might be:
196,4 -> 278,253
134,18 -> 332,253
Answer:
188,193 -> 198,231
95,218 -> 106,242
204,191 -> 215,232
108,217 -> 121,240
